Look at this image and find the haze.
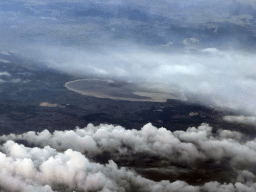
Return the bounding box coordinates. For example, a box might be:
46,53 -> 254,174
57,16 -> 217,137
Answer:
1,1 -> 256,191
1,0 -> 256,114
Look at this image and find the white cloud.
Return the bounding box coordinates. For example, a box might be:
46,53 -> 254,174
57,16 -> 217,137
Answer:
0,59 -> 10,63
0,1 -> 256,191
223,116 -> 256,126
25,45 -> 256,114
2,123 -> 256,191
0,140 -> 200,192
0,123 -> 252,166
0,72 -> 11,77
0,0 -> 255,115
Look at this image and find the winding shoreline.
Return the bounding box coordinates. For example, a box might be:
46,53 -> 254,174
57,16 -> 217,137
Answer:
64,79 -> 178,102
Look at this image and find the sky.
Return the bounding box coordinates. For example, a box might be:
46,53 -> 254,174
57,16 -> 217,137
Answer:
1,0 -> 256,191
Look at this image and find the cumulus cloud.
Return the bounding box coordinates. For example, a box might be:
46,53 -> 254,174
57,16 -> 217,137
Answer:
1,1 -> 256,191
1,123 -> 256,191
0,123 -> 248,165
0,139 -> 200,192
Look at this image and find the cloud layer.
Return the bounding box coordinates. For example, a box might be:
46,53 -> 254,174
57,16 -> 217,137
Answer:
224,116 -> 256,126
26,45 -> 256,114
0,0 -> 256,114
1,1 -> 256,192
1,123 -> 256,191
